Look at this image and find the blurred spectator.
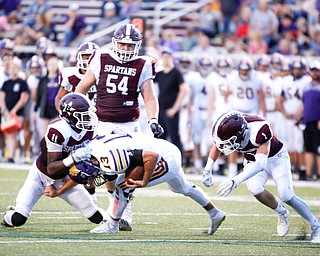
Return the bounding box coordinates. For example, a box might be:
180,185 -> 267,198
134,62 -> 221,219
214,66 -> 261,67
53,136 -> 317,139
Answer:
0,52 -> 14,161
235,6 -> 251,43
101,0 -> 121,17
119,0 -> 141,20
63,3 -> 87,47
296,17 -> 310,54
180,27 -> 198,52
249,0 -> 279,48
0,0 -> 22,32
0,62 -> 29,163
273,37 -> 298,56
218,0 -> 241,38
93,2 -> 121,46
35,57 -> 60,137
278,13 -> 297,41
188,3 -> 221,38
309,30 -> 320,56
247,30 -> 268,55
159,29 -> 182,52
22,0 -> 52,28
191,29 -> 220,57
15,13 -> 52,45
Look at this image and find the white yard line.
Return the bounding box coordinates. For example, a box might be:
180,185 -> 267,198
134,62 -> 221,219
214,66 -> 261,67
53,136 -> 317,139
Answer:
0,239 -> 311,244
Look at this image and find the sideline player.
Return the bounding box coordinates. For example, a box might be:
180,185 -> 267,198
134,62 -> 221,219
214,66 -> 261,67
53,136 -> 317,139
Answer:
202,111 -> 320,243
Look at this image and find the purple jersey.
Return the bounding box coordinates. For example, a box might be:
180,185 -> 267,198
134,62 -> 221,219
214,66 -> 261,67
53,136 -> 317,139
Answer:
238,115 -> 283,161
36,119 -> 94,178
88,49 -> 156,122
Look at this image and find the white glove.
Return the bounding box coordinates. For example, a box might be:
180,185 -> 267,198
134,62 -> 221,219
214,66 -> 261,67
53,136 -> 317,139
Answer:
217,179 -> 238,197
202,170 -> 214,187
71,147 -> 92,163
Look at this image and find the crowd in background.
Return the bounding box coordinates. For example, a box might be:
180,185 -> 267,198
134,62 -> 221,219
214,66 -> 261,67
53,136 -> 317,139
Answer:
0,0 -> 319,181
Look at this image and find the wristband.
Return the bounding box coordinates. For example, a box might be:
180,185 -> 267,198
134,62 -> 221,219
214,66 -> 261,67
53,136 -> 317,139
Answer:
148,118 -> 158,124
204,157 -> 215,171
62,156 -> 74,167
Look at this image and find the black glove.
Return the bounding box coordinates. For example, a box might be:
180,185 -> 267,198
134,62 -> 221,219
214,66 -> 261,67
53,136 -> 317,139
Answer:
149,118 -> 164,138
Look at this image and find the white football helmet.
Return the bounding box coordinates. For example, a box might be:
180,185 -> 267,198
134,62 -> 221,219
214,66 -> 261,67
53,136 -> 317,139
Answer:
76,42 -> 99,70
237,57 -> 254,81
112,24 -> 142,63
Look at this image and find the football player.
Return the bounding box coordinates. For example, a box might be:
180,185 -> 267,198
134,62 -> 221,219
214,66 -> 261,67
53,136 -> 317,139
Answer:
75,24 -> 164,226
75,23 -> 163,137
1,93 -> 105,229
276,57 -> 310,180
53,41 -> 100,212
55,41 -> 99,110
224,56 -> 266,178
73,131 -> 226,235
202,111 -> 320,243
206,56 -> 234,175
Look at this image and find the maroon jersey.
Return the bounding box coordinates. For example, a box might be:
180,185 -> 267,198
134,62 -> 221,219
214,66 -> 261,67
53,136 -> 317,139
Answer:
89,49 -> 156,122
36,119 -> 94,179
238,115 -> 283,161
59,66 -> 97,105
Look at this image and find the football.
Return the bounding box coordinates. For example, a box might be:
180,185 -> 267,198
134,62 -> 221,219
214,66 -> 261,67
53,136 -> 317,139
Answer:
125,166 -> 144,184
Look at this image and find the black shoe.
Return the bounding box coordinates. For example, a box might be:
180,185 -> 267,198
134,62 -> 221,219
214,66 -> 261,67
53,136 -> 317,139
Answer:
118,218 -> 132,231
7,158 -> 14,163
299,170 -> 307,181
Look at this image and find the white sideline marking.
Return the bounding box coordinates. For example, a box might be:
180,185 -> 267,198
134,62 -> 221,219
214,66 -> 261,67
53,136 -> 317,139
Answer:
0,239 -> 311,244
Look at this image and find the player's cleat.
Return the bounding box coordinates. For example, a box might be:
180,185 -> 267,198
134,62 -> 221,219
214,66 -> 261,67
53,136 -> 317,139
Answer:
208,210 -> 226,235
89,220 -> 119,234
119,218 -> 132,231
277,209 -> 290,236
1,205 -> 15,227
311,225 -> 320,243
1,219 -> 13,227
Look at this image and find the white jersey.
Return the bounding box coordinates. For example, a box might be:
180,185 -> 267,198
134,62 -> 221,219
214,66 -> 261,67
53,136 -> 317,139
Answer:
227,71 -> 263,114
59,66 -> 97,105
185,70 -> 207,111
280,75 -> 311,115
89,132 -> 180,169
206,71 -> 231,120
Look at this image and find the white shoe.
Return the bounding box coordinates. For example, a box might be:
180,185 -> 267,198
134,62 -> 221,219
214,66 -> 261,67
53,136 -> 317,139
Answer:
277,209 -> 289,236
89,220 -> 119,234
311,225 -> 320,243
1,205 -> 15,227
208,210 -> 226,235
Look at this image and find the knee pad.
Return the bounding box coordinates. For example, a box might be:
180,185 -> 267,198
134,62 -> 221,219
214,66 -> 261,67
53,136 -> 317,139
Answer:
12,212 -> 27,227
170,182 -> 193,195
245,181 -> 264,196
277,186 -> 294,202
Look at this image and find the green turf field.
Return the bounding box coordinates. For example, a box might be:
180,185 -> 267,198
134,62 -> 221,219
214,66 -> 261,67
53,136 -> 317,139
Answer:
1,168 -> 320,256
